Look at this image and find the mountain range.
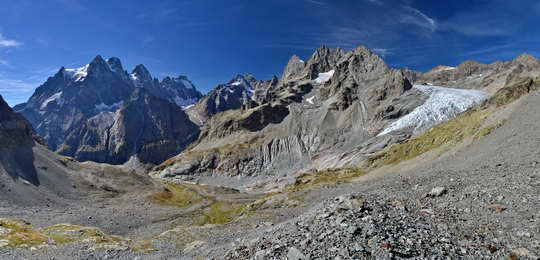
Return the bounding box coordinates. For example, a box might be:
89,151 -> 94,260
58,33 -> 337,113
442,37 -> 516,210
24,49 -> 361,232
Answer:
1,46 -> 539,259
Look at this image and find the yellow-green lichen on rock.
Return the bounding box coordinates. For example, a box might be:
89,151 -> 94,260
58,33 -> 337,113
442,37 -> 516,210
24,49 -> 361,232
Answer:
0,218 -> 130,251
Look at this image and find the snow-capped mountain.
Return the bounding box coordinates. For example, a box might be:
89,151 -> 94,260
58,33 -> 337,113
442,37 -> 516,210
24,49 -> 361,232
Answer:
186,74 -> 266,124
15,55 -> 202,165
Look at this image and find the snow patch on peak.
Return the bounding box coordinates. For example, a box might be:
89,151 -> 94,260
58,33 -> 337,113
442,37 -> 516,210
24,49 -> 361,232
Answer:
231,80 -> 243,86
182,104 -> 195,110
64,64 -> 89,82
95,101 -> 123,112
40,92 -> 63,110
378,85 -> 489,136
314,70 -> 335,84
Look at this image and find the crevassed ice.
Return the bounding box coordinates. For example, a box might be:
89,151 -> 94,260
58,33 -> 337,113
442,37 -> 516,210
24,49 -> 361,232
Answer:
40,92 -> 63,110
377,85 -> 489,136
64,64 -> 89,82
314,70 -> 335,84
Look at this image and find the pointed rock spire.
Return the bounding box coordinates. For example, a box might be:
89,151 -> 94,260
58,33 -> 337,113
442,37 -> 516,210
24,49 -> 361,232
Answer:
282,55 -> 306,81
107,57 -> 125,73
132,64 -> 152,82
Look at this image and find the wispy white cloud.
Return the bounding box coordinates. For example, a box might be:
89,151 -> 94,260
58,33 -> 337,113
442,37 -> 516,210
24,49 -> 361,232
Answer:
266,1 -> 437,53
401,6 -> 437,31
0,58 -> 8,65
366,0 -> 384,6
54,0 -> 86,10
143,35 -> 156,46
373,48 -> 392,57
461,43 -> 514,57
0,34 -> 21,47
439,0 -> 525,37
0,77 -> 39,106
303,0 -> 326,5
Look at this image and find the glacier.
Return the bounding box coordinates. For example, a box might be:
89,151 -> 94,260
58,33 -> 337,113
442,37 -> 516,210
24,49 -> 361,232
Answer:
378,85 -> 489,136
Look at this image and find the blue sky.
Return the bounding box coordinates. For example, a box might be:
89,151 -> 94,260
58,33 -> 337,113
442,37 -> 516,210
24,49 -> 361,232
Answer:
1,0 -> 540,106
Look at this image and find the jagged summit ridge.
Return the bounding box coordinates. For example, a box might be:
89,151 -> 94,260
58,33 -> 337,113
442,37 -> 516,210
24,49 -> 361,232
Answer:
15,55 -> 204,165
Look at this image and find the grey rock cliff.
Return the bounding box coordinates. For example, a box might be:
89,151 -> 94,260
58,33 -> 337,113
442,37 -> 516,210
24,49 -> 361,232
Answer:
153,46 -> 423,180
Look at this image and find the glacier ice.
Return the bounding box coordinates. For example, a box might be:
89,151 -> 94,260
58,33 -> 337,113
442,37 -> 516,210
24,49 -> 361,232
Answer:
378,85 -> 489,136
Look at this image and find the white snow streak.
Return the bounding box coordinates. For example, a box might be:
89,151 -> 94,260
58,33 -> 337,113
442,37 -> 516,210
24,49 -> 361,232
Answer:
231,80 -> 243,86
306,96 -> 316,104
182,104 -> 195,110
64,64 -> 89,82
314,70 -> 335,84
40,92 -> 63,110
377,85 -> 489,136
95,101 -> 123,112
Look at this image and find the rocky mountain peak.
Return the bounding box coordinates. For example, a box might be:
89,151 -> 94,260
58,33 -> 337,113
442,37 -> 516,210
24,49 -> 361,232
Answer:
0,95 -> 35,146
106,57 -> 125,73
132,64 -> 153,82
0,95 -> 15,120
282,55 -> 306,81
514,53 -> 540,66
305,46 -> 345,79
85,55 -> 116,79
353,45 -> 374,54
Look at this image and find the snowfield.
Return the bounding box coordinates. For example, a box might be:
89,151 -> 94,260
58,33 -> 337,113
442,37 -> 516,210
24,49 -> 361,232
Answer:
64,64 -> 89,82
314,70 -> 335,84
378,85 -> 489,136
95,101 -> 123,112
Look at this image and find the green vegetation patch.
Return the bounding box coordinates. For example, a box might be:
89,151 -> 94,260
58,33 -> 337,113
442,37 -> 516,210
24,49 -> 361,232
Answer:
195,201 -> 247,225
147,182 -> 205,208
0,219 -> 50,248
40,224 -> 129,248
0,219 -> 129,250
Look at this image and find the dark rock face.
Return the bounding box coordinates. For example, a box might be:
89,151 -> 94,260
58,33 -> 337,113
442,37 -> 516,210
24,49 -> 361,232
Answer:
0,95 -> 36,147
0,95 -> 39,184
60,88 -> 200,165
16,56 -> 203,165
